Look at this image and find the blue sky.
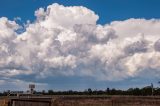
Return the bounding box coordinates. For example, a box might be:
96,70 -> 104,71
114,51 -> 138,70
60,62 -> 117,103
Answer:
0,0 -> 160,91
0,0 -> 160,24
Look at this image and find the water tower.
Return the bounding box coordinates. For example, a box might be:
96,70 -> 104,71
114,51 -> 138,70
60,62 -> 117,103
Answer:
29,84 -> 35,94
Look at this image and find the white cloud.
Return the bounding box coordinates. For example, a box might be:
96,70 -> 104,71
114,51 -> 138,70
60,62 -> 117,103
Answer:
0,3 -> 160,85
35,3 -> 99,29
14,17 -> 21,21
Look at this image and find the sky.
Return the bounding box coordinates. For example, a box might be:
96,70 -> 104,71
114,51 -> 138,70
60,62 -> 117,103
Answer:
1,0 -> 160,25
0,0 -> 160,91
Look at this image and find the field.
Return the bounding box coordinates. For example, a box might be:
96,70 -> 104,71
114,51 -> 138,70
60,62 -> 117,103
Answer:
1,95 -> 160,106
53,95 -> 160,106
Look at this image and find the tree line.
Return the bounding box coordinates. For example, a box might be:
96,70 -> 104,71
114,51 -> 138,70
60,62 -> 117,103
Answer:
1,86 -> 160,96
37,86 -> 160,96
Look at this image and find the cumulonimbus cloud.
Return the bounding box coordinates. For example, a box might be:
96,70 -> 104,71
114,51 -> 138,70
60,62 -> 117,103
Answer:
1,3 -> 160,84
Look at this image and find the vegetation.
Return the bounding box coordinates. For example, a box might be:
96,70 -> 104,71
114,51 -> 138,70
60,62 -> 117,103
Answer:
1,85 -> 160,96
38,86 -> 160,96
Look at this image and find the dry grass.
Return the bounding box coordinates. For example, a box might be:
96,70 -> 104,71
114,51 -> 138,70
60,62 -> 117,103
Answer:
53,96 -> 160,106
0,98 -> 9,106
1,95 -> 160,106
